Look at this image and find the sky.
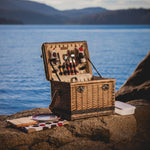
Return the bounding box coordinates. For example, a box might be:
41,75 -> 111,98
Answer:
28,0 -> 150,10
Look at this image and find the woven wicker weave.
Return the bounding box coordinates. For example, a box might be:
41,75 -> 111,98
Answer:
42,41 -> 115,120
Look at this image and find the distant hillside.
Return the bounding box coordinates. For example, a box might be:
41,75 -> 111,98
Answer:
0,0 -> 108,24
0,0 -> 150,24
0,0 -> 60,15
0,8 -> 67,24
0,0 -> 67,24
62,7 -> 108,18
78,9 -> 150,24
0,18 -> 23,24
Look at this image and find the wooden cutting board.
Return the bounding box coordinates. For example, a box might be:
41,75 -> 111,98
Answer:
7,116 -> 37,127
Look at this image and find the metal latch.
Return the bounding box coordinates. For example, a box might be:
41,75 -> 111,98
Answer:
102,84 -> 109,91
77,86 -> 85,93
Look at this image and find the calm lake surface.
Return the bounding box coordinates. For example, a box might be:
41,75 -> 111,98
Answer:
0,25 -> 150,115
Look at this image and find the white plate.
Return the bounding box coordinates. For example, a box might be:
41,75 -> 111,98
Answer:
32,114 -> 58,121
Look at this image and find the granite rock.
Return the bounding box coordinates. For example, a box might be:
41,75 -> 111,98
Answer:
116,51 -> 150,102
0,108 -> 136,150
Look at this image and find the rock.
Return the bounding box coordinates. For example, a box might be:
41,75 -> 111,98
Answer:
12,145 -> 29,150
0,108 -> 136,150
48,126 -> 75,147
67,115 -> 136,143
30,142 -> 53,150
66,117 -> 110,142
116,51 -> 150,102
128,100 -> 150,143
57,138 -> 113,150
112,99 -> 150,150
115,52 -> 150,149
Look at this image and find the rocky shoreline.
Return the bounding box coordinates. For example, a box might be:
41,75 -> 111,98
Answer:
0,52 -> 150,150
0,100 -> 150,150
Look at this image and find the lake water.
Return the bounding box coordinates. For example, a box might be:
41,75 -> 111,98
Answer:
0,25 -> 150,115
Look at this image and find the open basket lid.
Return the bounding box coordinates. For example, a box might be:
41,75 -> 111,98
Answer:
41,41 -> 92,82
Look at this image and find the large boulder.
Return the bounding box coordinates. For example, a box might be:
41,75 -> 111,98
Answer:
116,51 -> 150,102
115,51 -> 150,150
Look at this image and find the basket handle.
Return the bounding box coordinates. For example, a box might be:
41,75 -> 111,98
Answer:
49,60 -> 61,81
85,55 -> 102,78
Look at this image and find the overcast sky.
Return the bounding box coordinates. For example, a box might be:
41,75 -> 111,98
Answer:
28,0 -> 150,10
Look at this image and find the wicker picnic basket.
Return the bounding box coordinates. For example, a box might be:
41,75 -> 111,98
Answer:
41,41 -> 115,120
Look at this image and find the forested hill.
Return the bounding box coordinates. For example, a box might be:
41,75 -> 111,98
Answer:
75,9 -> 150,24
0,0 -> 149,24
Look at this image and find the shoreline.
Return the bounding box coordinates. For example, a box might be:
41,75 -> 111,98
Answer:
0,99 -> 150,150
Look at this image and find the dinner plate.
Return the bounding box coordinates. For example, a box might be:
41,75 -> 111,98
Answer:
32,114 -> 58,121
